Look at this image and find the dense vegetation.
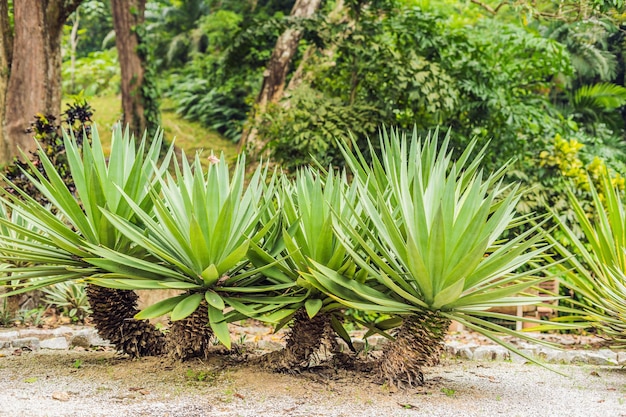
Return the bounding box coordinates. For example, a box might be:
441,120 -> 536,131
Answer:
1,0 -> 626,389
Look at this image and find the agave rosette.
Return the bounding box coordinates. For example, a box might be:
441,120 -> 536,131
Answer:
0,125 -> 173,292
277,168 -> 370,349
548,169 -> 626,346
304,130 -> 564,385
85,153 -> 301,348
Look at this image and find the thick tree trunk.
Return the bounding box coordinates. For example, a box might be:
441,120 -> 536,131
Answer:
259,308 -> 336,373
0,0 -> 12,164
377,312 -> 450,388
86,285 -> 167,357
3,0 -> 82,162
239,0 -> 322,158
110,0 -> 146,137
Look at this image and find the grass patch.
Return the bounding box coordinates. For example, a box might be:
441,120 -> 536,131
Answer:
64,95 -> 238,163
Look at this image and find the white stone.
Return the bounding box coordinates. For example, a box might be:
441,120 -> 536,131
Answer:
11,337 -> 39,350
0,331 -> 19,341
473,346 -> 503,361
582,351 -> 618,366
40,337 -> 69,350
18,329 -> 51,340
51,326 -> 74,338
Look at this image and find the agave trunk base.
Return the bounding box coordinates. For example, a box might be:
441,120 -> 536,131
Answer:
377,312 -> 450,388
167,301 -> 213,361
86,285 -> 166,357
260,309 -> 334,373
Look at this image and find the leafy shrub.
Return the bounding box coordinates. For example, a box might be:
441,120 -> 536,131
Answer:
550,168 -> 626,347
2,98 -> 93,206
257,86 -> 383,171
62,49 -> 120,96
42,282 -> 92,324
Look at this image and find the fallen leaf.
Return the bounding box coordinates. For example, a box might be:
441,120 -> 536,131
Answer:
129,387 -> 145,392
590,371 -> 600,377
234,392 -> 245,400
52,391 -> 70,402
139,390 -> 150,396
24,377 -> 38,383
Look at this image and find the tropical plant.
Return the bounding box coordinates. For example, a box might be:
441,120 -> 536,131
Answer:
258,167 -> 367,372
304,129 -> 563,387
0,125 -> 174,357
548,168 -> 626,347
42,282 -> 92,324
83,153 -> 298,360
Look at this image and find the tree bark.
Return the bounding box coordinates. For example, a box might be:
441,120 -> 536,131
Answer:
239,0 -> 322,158
110,0 -> 147,137
0,0 -> 12,163
3,0 -> 82,163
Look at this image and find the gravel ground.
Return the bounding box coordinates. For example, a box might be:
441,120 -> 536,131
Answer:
0,349 -> 625,417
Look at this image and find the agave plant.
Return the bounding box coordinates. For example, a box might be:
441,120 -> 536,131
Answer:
0,125 -> 174,357
257,167 -> 369,372
548,169 -> 626,347
305,129 -> 561,387
83,153 -> 301,360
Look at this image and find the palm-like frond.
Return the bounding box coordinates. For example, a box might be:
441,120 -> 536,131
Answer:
306,129 -> 565,359
86,154 -> 300,348
549,169 -> 626,346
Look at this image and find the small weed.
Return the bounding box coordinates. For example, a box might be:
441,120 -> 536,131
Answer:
441,387 -> 456,397
185,369 -> 218,383
496,395 -> 502,401
237,334 -> 247,345
71,359 -> 83,369
359,339 -> 374,357
24,377 -> 38,383
0,299 -> 13,327
16,308 -> 45,327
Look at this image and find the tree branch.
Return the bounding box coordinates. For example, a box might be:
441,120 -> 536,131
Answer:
469,0 -> 508,14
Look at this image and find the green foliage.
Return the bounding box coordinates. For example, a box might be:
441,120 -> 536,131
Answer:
15,307 -> 45,327
258,4 -> 573,170
548,168 -> 626,346
0,298 -> 13,327
2,98 -> 93,206
258,86 -> 382,171
0,125 -> 174,295
169,76 -> 249,141
305,129 -> 567,356
62,49 -> 120,96
42,282 -> 92,324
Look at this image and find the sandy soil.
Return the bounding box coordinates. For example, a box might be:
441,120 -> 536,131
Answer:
1,347 -> 625,417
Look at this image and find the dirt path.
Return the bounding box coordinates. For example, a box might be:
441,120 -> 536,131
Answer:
1,349 -> 625,417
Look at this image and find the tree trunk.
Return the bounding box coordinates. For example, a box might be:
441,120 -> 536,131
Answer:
86,285 -> 167,357
377,312 -> 450,388
69,8 -> 80,94
0,0 -> 12,164
166,300 -> 214,361
110,0 -> 147,138
3,0 -> 82,162
239,0 -> 322,158
259,308 -> 336,373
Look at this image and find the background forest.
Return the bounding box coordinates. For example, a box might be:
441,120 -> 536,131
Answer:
53,0 -> 626,229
